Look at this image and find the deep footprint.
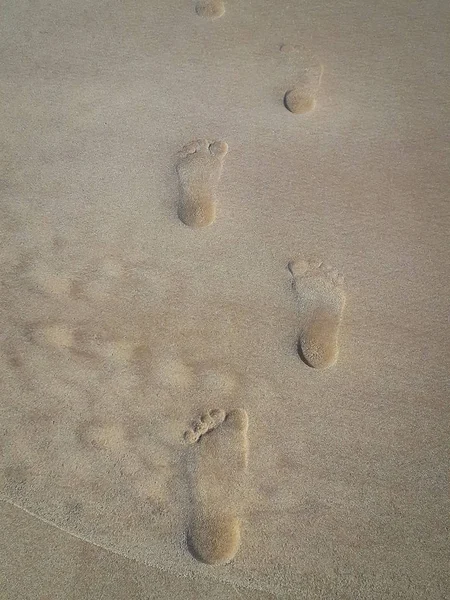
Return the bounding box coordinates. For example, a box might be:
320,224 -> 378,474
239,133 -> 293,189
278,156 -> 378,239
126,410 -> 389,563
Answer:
195,0 -> 225,20
184,408 -> 248,565
288,258 -> 346,368
176,139 -> 228,228
284,64 -> 324,115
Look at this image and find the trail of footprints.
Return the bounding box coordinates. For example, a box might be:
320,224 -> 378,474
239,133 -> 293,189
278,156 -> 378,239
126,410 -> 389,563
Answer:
175,17 -> 338,561
12,6 -> 347,569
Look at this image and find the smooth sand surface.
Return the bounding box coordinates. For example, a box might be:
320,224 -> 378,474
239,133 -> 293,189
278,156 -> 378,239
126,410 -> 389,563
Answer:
1,0 -> 449,597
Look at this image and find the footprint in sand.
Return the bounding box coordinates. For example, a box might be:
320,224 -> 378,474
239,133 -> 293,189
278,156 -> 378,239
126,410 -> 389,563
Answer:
27,322 -> 74,349
176,139 -> 228,228
184,408 -> 248,565
78,421 -> 126,452
28,264 -> 72,297
195,0 -> 225,20
288,258 -> 345,368
281,48 -> 324,114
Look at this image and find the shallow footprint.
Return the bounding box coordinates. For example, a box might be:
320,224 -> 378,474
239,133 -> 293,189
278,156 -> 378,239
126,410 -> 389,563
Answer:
195,0 -> 225,20
288,258 -> 345,368
27,322 -> 74,349
284,64 -> 324,115
184,408 -> 248,565
176,139 -> 228,228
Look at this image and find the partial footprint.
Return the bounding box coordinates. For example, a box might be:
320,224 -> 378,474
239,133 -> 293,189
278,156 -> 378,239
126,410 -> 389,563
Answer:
70,257 -> 125,302
288,258 -> 345,368
78,421 -> 126,452
195,0 -> 225,20
184,408 -> 226,445
184,408 -> 248,565
28,263 -> 71,297
284,60 -> 324,115
176,139 -> 228,228
26,322 -> 74,349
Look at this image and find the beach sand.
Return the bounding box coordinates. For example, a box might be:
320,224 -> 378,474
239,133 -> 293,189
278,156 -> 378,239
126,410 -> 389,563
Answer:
1,0 -> 449,597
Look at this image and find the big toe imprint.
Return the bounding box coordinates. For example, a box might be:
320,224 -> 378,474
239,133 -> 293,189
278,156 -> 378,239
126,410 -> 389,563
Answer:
176,139 -> 228,228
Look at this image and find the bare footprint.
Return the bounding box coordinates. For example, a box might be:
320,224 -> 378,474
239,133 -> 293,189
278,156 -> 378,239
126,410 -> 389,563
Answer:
195,0 -> 225,20
176,139 -> 228,228
184,408 -> 248,565
288,258 -> 345,368
284,63 -> 324,115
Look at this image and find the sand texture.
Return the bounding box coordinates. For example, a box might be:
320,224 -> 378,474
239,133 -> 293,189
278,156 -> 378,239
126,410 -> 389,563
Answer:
1,0 -> 449,597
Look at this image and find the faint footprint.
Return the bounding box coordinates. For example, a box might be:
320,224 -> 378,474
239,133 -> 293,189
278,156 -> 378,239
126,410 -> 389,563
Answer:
184,408 -> 248,565
284,63 -> 324,114
72,325 -> 140,365
195,0 -> 225,20
43,324 -> 74,348
27,322 -> 74,349
70,258 -> 125,302
96,339 -> 137,363
78,421 -> 126,452
279,45 -> 324,114
152,357 -> 194,390
176,139 -> 228,228
28,263 -> 72,297
288,258 -> 345,368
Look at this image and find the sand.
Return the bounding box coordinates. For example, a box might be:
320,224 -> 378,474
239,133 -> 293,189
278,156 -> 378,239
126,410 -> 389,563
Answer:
1,0 -> 449,597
